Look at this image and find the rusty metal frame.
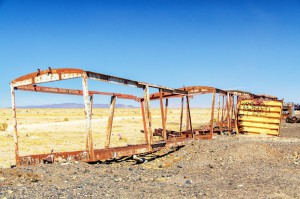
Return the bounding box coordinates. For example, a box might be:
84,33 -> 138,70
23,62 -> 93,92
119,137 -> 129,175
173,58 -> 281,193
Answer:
16,85 -> 140,101
253,94 -> 278,100
149,86 -> 229,140
11,68 -> 191,166
177,86 -> 228,139
226,90 -> 255,133
11,68 -> 281,166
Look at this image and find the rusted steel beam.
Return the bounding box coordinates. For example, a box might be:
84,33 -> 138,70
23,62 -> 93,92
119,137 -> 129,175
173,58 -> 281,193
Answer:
90,95 -> 94,133
17,85 -> 84,95
86,95 -> 94,151
11,68 -> 84,87
140,100 -> 149,145
15,85 -> 139,101
186,97 -> 190,131
179,86 -> 227,95
226,90 -> 253,98
91,92 -> 139,101
94,144 -> 151,161
149,90 -> 217,101
165,98 -> 169,126
226,93 -> 230,130
231,95 -> 235,130
225,96 -> 228,121
154,88 -> 187,95
186,96 -> 193,138
228,94 -> 233,132
180,97 -> 184,132
11,85 -> 20,166
149,86 -> 227,101
234,97 -> 240,134
87,71 -> 143,88
215,89 -> 227,95
82,73 -> 94,161
18,138 -> 193,165
182,86 -> 215,93
227,94 -> 231,132
221,95 -> 225,121
210,90 -> 216,139
19,150 -> 90,165
86,71 -> 187,95
278,100 -> 284,135
159,89 -> 167,140
149,92 -> 187,100
254,94 -> 278,100
105,96 -> 116,149
231,96 -> 235,121
226,90 -> 253,95
143,85 -> 154,146
217,94 -> 220,124
12,68 -> 187,95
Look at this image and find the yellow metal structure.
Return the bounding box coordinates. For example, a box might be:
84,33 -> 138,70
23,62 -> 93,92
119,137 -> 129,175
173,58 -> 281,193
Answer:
236,99 -> 283,136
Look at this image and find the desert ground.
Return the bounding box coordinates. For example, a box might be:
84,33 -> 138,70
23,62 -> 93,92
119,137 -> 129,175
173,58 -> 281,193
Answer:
0,109 -> 299,198
0,108 -> 214,168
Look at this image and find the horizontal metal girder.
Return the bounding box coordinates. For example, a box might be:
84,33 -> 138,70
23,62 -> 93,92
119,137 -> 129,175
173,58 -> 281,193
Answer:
16,85 -> 140,101
149,92 -> 187,100
253,94 -> 278,100
11,68 -> 84,87
86,71 -> 188,94
11,68 -> 188,95
18,138 -> 193,165
226,90 -> 253,96
148,86 -> 227,100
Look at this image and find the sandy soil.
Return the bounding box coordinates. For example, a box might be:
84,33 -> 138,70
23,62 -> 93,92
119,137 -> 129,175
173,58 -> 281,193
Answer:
0,108 -> 213,168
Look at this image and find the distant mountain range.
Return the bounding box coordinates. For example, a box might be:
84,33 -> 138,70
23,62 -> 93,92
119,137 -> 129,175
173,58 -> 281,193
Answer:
18,103 -> 136,108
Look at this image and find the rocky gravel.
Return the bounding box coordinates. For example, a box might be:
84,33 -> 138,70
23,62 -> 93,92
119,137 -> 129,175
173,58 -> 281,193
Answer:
0,123 -> 299,199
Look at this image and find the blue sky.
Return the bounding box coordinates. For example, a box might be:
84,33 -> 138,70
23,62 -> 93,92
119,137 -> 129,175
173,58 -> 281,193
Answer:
0,0 -> 299,107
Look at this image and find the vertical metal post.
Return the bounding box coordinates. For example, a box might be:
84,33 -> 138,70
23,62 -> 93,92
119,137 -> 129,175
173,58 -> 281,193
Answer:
82,73 -> 94,161
86,95 -> 93,150
231,96 -> 235,120
105,95 -> 116,148
143,85 -> 153,146
180,97 -> 184,132
221,95 -> 225,131
140,100 -> 149,145
225,96 -> 228,121
159,89 -> 167,141
221,95 -> 225,121
227,93 -> 231,132
228,94 -> 232,132
186,96 -> 193,138
210,90 -> 216,139
230,95 -> 235,131
90,95 -> 94,114
235,96 -> 240,134
186,97 -> 191,131
11,85 -> 19,166
165,98 -> 169,125
217,94 -> 220,124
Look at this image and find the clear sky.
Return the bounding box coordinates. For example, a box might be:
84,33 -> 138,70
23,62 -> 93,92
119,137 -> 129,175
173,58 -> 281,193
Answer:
0,0 -> 299,108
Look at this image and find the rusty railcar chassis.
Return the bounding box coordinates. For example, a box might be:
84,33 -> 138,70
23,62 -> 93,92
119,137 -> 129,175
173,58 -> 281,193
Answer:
10,67 -> 281,166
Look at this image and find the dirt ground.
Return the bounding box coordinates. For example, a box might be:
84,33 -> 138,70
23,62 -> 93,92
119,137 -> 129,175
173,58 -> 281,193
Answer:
0,116 -> 299,198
